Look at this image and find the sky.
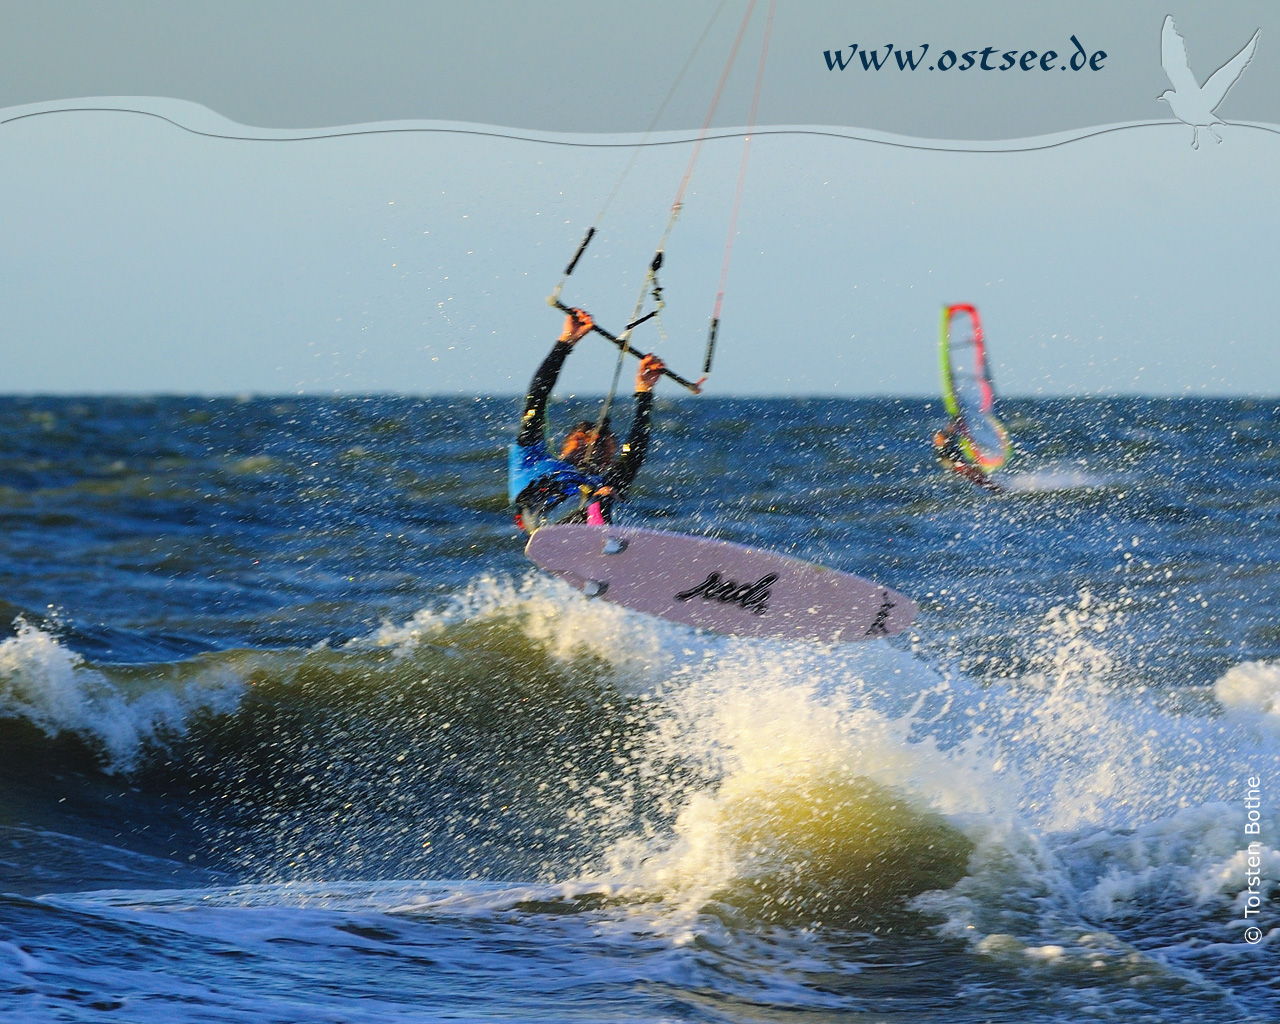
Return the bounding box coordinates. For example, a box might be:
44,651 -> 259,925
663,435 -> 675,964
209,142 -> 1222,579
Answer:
0,2 -> 1277,397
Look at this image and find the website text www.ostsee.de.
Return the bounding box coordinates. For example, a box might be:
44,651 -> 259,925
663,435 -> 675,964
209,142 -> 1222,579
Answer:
823,35 -> 1106,73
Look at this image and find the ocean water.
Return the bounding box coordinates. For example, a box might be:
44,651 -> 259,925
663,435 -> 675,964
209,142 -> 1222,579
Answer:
0,394 -> 1276,1023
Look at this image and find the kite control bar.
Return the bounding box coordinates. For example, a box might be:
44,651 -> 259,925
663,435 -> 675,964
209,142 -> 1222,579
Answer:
548,297 -> 705,394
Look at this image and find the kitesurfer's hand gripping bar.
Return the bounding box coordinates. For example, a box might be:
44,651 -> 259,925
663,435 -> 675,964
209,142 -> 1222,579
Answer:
548,297 -> 705,394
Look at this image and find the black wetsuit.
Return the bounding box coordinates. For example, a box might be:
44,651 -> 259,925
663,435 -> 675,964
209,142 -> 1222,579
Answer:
508,340 -> 654,531
935,423 -> 966,465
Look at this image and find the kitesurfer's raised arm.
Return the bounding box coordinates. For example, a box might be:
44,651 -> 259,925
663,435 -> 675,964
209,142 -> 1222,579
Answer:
593,354 -> 664,519
604,354 -> 663,492
516,308 -> 594,447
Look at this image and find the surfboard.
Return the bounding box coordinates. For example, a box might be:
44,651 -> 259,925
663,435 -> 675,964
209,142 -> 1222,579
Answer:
525,524 -> 917,642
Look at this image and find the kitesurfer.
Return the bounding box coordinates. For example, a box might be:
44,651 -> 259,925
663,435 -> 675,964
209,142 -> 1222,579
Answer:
934,417 -> 1000,492
510,308 -> 666,532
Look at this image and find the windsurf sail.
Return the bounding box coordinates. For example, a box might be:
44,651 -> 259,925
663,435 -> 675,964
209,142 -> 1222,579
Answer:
938,303 -> 1012,473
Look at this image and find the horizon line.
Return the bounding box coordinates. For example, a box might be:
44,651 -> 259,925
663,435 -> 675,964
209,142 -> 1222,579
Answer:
2,391 -> 1277,403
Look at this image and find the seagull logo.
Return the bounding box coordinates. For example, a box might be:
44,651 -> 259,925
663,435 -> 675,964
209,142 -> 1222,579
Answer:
1159,15 -> 1259,149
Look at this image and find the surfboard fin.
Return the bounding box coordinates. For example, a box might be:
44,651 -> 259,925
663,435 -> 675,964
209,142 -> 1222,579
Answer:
583,580 -> 609,598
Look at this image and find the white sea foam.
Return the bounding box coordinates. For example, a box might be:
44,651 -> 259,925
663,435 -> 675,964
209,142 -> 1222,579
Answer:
1002,467 -> 1110,492
1215,659 -> 1280,732
360,571 -> 680,679
0,619 -> 246,772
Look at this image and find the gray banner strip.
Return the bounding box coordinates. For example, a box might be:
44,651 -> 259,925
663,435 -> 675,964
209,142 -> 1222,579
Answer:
1,1 -> 1275,139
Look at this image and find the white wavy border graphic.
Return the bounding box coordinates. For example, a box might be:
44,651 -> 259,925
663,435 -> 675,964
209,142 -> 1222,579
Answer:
4,96 -> 1280,154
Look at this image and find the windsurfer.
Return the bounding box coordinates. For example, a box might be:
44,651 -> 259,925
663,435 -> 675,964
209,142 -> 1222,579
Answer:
509,308 -> 666,532
934,418 -> 1000,491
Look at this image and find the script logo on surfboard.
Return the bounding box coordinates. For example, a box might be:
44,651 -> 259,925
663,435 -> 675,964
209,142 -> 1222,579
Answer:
673,570 -> 777,615
865,591 -> 897,637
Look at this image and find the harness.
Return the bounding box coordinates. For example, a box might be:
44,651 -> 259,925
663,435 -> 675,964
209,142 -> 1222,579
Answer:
508,442 -> 605,531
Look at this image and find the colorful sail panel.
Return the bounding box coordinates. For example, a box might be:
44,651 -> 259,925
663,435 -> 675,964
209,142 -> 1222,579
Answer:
938,304 -> 1012,472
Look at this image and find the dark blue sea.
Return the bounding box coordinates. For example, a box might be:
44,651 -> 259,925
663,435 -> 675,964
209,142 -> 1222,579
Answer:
0,394 -> 1276,1023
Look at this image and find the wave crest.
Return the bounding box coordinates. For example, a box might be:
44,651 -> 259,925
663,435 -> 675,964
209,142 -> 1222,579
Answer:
0,620 -> 245,771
